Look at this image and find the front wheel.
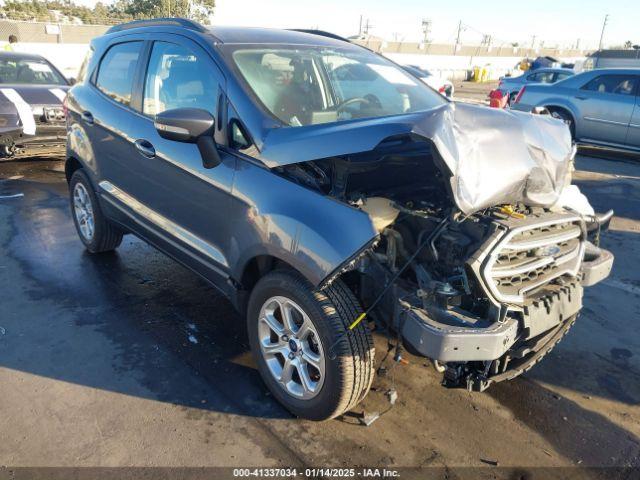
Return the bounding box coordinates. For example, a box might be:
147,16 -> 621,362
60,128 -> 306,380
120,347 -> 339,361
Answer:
247,270 -> 375,420
549,109 -> 576,140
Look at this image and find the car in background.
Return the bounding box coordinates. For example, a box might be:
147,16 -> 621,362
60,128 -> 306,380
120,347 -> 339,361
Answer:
511,68 -> 640,152
401,64 -> 454,98
492,68 -> 575,106
0,51 -> 69,160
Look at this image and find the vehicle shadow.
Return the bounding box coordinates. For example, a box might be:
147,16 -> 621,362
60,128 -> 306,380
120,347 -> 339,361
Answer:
0,173 -> 292,420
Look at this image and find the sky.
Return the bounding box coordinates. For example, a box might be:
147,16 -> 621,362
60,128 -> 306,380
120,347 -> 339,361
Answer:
76,0 -> 637,49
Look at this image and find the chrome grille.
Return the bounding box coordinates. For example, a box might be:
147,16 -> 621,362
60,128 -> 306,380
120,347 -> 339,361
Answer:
483,217 -> 585,303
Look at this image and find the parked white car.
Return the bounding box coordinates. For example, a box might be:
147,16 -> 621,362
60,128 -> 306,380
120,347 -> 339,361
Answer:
401,65 -> 454,98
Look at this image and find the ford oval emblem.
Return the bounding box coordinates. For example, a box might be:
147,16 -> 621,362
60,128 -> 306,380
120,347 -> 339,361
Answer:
538,245 -> 561,257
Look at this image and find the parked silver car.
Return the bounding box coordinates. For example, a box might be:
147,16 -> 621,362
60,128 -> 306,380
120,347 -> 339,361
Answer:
497,68 -> 574,104
511,68 -> 640,152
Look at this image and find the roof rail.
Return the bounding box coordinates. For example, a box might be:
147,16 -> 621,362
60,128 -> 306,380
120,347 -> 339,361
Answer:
289,29 -> 351,44
106,17 -> 207,34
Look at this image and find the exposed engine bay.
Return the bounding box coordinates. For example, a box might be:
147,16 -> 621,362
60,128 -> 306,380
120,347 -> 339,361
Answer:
277,133 -> 614,391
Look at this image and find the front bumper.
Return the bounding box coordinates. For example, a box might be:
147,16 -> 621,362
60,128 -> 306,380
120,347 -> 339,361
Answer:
581,242 -> 614,287
1,124 -> 66,158
401,243 -> 614,364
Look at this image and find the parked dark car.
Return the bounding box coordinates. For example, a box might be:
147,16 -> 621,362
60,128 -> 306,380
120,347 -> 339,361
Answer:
65,19 -> 614,420
0,51 -> 69,159
511,68 -> 640,152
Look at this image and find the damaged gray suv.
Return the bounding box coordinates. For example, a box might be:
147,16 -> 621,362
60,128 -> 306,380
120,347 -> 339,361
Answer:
65,19 -> 614,420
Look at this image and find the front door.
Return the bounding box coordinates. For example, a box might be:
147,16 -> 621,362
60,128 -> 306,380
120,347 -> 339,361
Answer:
577,73 -> 638,145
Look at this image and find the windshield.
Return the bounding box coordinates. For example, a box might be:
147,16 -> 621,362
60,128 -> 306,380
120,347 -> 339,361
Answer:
232,47 -> 446,127
0,58 -> 67,85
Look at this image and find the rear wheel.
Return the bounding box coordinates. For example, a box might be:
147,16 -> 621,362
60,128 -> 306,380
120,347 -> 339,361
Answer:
69,169 -> 123,253
247,270 -> 375,420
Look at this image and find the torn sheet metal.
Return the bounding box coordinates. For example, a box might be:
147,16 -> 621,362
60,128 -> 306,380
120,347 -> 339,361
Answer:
428,104 -> 574,215
257,103 -> 574,215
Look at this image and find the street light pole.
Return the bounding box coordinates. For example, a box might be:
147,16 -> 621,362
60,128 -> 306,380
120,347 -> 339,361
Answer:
598,14 -> 609,50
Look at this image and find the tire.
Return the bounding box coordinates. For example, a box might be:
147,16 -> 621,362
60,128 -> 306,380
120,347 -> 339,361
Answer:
247,270 -> 375,420
69,169 -> 123,253
549,108 -> 576,140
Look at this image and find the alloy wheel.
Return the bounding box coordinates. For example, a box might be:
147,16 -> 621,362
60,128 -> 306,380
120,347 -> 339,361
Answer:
257,296 -> 325,400
73,182 -> 95,241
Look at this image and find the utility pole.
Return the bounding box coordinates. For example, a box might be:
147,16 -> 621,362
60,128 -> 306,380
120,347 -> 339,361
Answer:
455,20 -> 463,46
358,15 -> 363,36
530,35 -> 537,50
421,18 -> 432,45
363,18 -> 372,35
454,20 -> 464,55
598,14 -> 609,50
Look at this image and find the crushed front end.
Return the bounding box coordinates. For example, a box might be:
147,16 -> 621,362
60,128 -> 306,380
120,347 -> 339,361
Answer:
271,103 -> 614,392
354,204 -> 613,391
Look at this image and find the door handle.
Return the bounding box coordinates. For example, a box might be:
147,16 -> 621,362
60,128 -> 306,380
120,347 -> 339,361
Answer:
81,111 -> 94,125
134,139 -> 156,158
574,95 -> 587,100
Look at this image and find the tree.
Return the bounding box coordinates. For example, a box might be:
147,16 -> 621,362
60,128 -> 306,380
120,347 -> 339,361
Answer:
0,0 -> 215,25
115,0 -> 215,23
624,40 -> 633,49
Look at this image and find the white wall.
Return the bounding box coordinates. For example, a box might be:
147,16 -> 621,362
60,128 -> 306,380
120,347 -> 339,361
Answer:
384,53 -> 586,81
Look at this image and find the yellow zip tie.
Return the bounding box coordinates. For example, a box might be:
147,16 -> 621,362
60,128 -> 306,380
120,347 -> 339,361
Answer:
499,205 -> 526,219
348,312 -> 367,330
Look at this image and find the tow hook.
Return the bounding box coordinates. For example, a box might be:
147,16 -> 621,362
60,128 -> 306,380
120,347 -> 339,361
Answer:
442,364 -> 492,392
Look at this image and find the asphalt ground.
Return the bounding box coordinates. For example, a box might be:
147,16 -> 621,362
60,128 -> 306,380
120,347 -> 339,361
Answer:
0,150 -> 639,478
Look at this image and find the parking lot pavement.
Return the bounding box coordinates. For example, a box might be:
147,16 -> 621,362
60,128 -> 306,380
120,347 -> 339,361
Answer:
453,80 -> 497,104
0,154 -> 639,470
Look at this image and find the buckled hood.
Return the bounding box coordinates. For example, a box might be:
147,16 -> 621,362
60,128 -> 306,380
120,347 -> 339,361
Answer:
256,102 -> 574,215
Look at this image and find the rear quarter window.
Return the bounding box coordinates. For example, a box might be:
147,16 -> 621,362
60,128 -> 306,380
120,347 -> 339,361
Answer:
94,42 -> 142,107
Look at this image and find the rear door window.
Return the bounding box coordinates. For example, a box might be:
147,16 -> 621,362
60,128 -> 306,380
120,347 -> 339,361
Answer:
527,72 -> 554,83
554,72 -> 572,82
142,41 -> 218,117
95,41 -> 142,107
581,75 -> 638,96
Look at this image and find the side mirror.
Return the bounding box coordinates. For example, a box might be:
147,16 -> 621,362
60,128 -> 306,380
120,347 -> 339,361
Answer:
154,108 -> 222,169
68,77 -> 77,86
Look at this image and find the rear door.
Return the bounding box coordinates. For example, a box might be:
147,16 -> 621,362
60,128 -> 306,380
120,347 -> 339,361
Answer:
84,40 -> 144,187
109,35 -> 236,290
626,90 -> 640,149
576,73 -> 638,145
